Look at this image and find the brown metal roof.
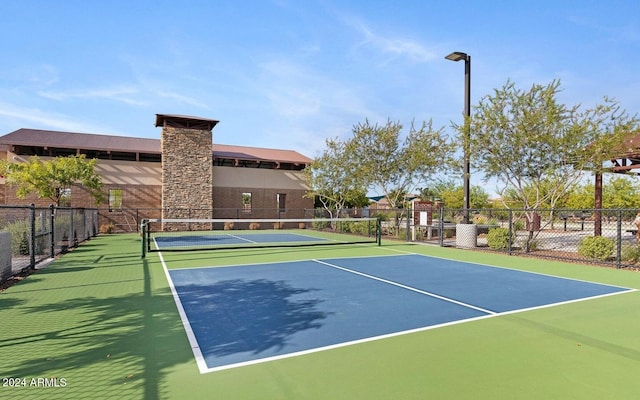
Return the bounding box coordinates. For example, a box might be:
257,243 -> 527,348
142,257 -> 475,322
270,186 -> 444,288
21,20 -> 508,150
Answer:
155,114 -> 219,130
0,128 -> 312,164
212,144 -> 311,164
0,128 -> 160,153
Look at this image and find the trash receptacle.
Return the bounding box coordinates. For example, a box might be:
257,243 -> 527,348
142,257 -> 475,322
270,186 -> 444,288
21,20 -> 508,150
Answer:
456,223 -> 478,248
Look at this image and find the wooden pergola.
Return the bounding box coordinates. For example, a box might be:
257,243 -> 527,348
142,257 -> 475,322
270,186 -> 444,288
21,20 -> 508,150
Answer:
594,132 -> 640,235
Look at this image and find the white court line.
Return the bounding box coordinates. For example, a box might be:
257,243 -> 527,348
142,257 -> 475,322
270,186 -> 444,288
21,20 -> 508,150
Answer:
156,250 -> 209,374
225,233 -> 258,243
312,259 -> 498,315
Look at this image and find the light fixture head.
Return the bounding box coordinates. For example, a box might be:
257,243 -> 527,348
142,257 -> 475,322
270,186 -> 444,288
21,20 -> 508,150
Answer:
445,51 -> 468,62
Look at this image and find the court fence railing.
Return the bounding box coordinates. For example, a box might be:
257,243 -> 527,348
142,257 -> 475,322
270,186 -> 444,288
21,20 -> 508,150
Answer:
0,204 -> 99,283
400,206 -> 640,269
7,204 -> 637,280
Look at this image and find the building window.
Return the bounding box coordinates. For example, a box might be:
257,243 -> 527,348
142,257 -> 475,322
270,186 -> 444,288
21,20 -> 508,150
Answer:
241,192 -> 252,213
109,189 -> 123,212
276,193 -> 286,213
57,188 -> 71,207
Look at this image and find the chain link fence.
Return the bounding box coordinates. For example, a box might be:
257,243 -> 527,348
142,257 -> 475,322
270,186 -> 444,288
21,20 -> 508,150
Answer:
9,204 -> 635,285
0,205 -> 98,283
407,207 -> 640,269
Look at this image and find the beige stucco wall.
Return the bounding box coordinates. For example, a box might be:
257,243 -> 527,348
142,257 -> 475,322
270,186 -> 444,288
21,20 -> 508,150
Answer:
95,160 -> 162,186
213,166 -> 309,190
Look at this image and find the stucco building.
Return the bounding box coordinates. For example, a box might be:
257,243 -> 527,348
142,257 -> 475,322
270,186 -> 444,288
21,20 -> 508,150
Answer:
0,114 -> 313,231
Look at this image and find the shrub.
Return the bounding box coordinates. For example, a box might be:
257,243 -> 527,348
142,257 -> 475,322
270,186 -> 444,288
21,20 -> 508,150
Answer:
512,220 -> 525,231
19,232 -> 30,255
486,227 -> 514,250
223,222 -> 234,230
622,244 -> 640,264
341,221 -> 371,235
99,223 -> 115,234
578,236 -> 614,261
3,219 -> 30,256
249,222 -> 260,230
312,219 -> 330,230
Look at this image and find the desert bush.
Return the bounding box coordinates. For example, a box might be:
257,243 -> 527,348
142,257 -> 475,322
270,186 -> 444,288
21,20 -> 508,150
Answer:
99,223 -> 115,234
622,244 -> 640,264
341,221 -> 371,235
486,227 -> 514,250
578,236 -> 614,261
312,219 -> 330,230
3,219 -> 30,255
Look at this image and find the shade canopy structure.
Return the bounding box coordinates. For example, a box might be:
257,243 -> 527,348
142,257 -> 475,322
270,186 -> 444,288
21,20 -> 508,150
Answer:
592,131 -> 640,235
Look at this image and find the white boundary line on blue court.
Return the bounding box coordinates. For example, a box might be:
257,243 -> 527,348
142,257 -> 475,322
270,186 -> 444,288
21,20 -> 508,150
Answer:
158,250 -> 637,375
224,233 -> 258,243
313,258 -> 498,315
157,250 -> 210,374
381,246 -> 638,292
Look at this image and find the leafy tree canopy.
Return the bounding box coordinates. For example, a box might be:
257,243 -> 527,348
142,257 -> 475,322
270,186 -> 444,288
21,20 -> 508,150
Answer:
306,118 -> 454,216
348,118 -> 454,209
0,155 -> 105,206
469,79 -> 638,210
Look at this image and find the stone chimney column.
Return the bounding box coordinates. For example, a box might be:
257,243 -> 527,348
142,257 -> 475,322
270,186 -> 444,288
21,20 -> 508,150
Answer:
155,114 -> 218,222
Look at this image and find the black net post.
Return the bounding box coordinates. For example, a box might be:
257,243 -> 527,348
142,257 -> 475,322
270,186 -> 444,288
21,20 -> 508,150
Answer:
141,219 -> 147,258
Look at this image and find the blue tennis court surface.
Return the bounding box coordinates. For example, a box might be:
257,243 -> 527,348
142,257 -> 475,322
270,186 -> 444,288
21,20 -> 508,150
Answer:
155,232 -> 329,249
165,254 -> 632,373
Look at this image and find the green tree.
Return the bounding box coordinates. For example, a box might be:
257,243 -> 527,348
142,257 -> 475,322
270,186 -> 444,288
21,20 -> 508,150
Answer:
430,179 -> 491,220
565,176 -> 640,211
0,155 -> 105,206
349,119 -> 453,209
348,119 -> 453,233
304,137 -> 368,218
469,79 -> 637,248
470,80 -> 636,210
565,183 -> 594,210
603,176 -> 640,209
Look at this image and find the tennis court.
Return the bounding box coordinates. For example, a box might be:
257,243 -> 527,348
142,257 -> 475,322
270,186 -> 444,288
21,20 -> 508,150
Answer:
3,233 -> 640,399
161,253 -> 632,374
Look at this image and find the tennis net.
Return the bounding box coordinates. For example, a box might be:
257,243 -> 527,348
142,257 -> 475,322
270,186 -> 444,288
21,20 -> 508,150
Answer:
141,217 -> 381,256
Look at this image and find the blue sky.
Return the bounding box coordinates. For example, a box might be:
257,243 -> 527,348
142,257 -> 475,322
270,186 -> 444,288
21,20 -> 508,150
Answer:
1,0 -> 639,194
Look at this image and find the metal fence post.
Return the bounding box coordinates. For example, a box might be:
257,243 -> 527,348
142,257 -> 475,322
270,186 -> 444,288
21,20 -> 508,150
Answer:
508,209 -> 513,256
29,204 -> 36,269
406,208 -> 411,242
438,206 -> 444,247
49,204 -> 55,257
70,209 -> 75,248
616,209 -> 622,269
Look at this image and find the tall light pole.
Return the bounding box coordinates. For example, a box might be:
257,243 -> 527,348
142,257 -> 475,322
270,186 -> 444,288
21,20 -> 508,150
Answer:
445,51 -> 471,224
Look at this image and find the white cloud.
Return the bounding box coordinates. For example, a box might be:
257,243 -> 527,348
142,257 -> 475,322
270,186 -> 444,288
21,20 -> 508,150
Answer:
343,16 -> 437,64
38,86 -> 147,106
0,102 -> 118,134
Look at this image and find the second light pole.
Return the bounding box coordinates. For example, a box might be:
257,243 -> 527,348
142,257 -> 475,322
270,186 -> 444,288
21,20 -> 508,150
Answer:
445,51 -> 471,224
